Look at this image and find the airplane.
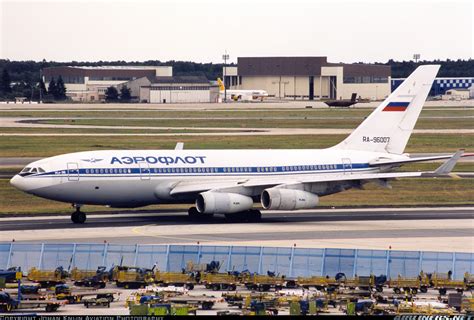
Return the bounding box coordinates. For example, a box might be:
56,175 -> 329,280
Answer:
217,78 -> 269,101
10,65 -> 468,224
325,93 -> 358,108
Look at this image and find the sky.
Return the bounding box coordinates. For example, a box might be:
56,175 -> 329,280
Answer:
0,0 -> 473,64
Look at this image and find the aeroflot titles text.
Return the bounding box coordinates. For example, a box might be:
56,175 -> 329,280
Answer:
110,156 -> 207,166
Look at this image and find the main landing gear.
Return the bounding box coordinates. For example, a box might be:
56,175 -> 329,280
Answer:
225,209 -> 262,223
188,207 -> 213,221
187,207 -> 262,223
71,204 -> 86,224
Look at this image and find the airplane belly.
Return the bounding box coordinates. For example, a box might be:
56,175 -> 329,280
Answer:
34,178 -> 160,206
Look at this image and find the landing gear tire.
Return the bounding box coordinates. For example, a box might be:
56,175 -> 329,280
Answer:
71,210 -> 86,224
188,207 -> 213,221
225,210 -> 262,223
247,209 -> 262,222
188,207 -> 199,219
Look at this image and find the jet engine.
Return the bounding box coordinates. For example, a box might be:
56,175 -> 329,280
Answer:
261,188 -> 319,210
196,192 -> 254,214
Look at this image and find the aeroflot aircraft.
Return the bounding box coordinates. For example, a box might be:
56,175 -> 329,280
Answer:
217,78 -> 269,101
10,65 -> 465,224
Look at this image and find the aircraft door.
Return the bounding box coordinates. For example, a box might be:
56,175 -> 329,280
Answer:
139,162 -> 150,180
67,162 -> 80,181
341,158 -> 352,174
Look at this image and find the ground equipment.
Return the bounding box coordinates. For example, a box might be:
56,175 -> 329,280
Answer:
201,273 -> 238,291
154,271 -> 196,289
431,272 -> 466,295
27,267 -> 68,287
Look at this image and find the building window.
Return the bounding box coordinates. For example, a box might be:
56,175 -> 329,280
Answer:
343,76 -> 388,84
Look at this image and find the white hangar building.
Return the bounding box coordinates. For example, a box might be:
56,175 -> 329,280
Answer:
223,57 -> 391,101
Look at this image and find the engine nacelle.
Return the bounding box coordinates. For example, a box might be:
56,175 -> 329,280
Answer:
261,188 -> 319,210
196,192 -> 253,214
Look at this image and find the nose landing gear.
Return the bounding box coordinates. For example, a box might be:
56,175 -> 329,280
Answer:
71,204 -> 86,224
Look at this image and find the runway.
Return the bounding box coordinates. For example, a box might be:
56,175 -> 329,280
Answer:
1,207 -> 473,252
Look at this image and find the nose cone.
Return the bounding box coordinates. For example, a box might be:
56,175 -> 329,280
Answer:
10,175 -> 30,192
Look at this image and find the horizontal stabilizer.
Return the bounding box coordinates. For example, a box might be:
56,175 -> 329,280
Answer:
433,149 -> 464,175
369,152 -> 469,167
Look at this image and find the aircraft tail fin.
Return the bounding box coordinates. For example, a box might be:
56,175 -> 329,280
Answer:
350,93 -> 357,102
333,65 -> 440,155
217,78 -> 225,91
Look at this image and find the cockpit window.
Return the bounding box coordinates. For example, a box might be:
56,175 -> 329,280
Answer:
19,166 -> 43,177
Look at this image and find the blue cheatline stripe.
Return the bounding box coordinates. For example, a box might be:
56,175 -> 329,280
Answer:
35,163 -> 371,178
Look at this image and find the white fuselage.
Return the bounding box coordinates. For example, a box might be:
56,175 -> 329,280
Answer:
10,148 -> 405,208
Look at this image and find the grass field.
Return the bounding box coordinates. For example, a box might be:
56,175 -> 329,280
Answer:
1,106 -> 472,214
35,116 -> 474,129
0,127 -> 232,134
1,177 -> 472,214
1,107 -> 473,118
1,133 -> 473,157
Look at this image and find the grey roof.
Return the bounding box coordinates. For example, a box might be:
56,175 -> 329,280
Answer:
42,66 -> 157,78
332,63 -> 391,77
238,57 -> 328,76
237,57 -> 390,77
150,75 -> 209,84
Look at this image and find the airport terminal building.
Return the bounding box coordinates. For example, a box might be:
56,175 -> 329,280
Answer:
224,57 -> 391,100
42,66 -> 173,102
123,75 -> 219,103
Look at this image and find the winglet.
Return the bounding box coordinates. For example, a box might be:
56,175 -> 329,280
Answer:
174,142 -> 184,150
433,149 -> 464,175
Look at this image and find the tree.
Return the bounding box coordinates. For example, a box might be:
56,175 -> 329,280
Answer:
48,77 -> 57,99
0,69 -> 12,94
105,86 -> 119,102
119,85 -> 131,102
56,76 -> 67,100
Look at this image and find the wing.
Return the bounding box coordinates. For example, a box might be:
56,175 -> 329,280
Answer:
170,150 -> 465,196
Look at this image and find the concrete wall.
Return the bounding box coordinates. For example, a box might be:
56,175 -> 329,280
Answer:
121,77 -> 152,99
139,87 -> 150,103
149,89 -> 211,103
229,65 -> 389,100
154,66 -> 173,77
339,82 -> 391,100
236,75 -> 331,99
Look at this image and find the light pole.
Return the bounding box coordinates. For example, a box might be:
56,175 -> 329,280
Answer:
222,51 -> 229,102
39,69 -> 42,103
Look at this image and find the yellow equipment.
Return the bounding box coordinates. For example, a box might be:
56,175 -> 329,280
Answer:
431,272 -> 466,295
388,274 -> 429,294
297,276 -> 339,290
116,270 -> 154,289
27,267 -> 66,286
154,271 -> 196,289
244,274 -> 286,292
70,268 -> 97,281
201,273 -> 238,291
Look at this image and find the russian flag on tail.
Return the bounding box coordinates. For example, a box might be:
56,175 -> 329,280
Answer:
383,101 -> 410,112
